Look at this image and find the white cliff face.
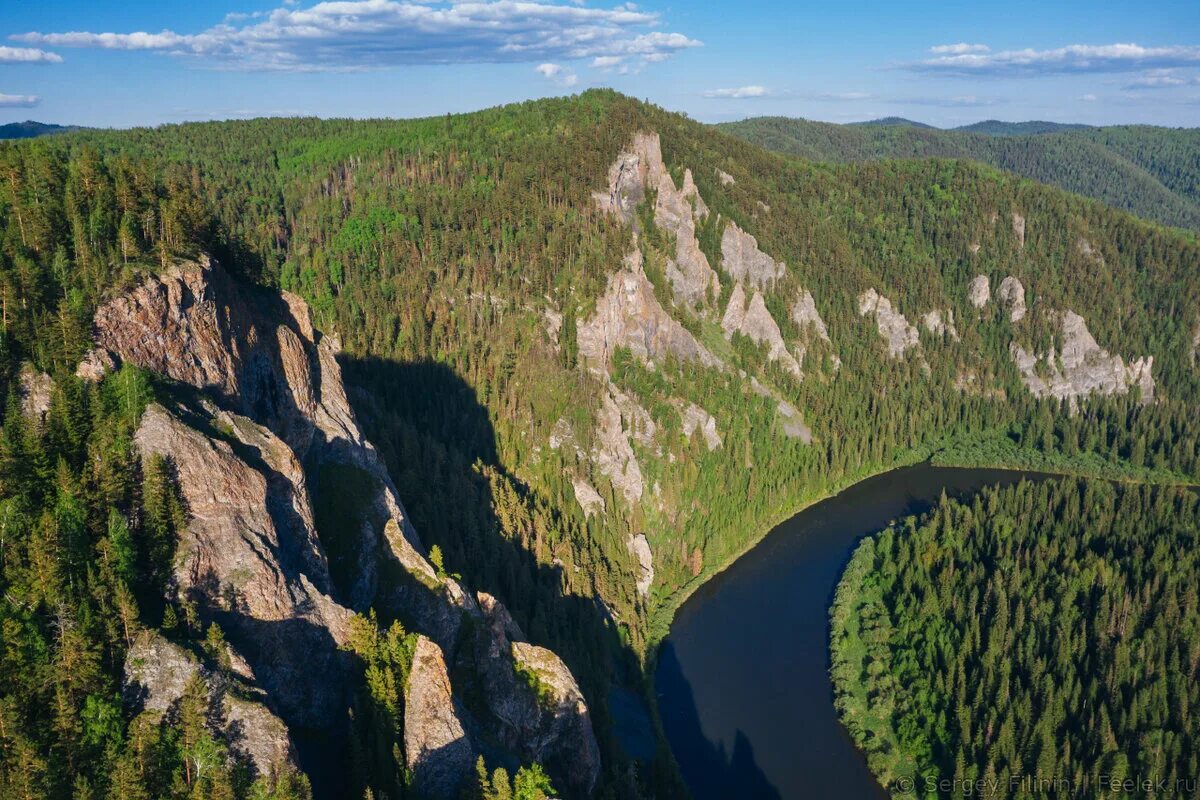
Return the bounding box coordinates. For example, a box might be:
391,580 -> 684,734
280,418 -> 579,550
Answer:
627,533 -> 654,598
968,275 -> 991,308
723,284 -> 803,378
858,288 -> 919,358
921,309 -> 959,340
592,385 -> 656,506
998,276 -> 1027,322
1012,212 -> 1026,247
791,289 -> 831,342
577,248 -> 721,374
595,132 -> 720,309
717,168 -> 735,186
721,221 -> 786,290
1010,310 -> 1156,409
676,400 -> 723,451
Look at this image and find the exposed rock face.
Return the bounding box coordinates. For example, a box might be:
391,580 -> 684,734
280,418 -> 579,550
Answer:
571,477 -> 606,518
123,630 -> 294,777
404,636 -> 474,800
577,248 -> 720,374
677,400 -> 722,451
1193,323 -> 1200,367
968,275 -> 991,308
997,276 -> 1027,322
791,289 -> 830,342
134,402 -> 354,728
75,347 -> 116,382
1012,212 -> 1026,247
857,289 -> 918,358
717,168 -> 735,186
592,384 -> 656,506
94,258 -> 598,796
595,133 -> 720,308
474,593 -> 601,796
1010,310 -> 1155,408
723,284 -> 802,378
921,309 -> 959,340
627,534 -> 654,597
16,364 -> 51,423
91,257 -> 433,613
721,221 -> 785,290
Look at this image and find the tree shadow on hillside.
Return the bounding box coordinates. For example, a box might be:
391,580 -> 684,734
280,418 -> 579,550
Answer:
340,355 -> 650,795
654,642 -> 782,800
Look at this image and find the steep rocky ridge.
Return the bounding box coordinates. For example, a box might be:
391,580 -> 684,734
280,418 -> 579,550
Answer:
84,258 -> 599,797
722,284 -> 803,378
857,289 -> 919,358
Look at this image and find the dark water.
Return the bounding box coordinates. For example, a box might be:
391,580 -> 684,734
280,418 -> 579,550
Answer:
655,464 -> 1049,800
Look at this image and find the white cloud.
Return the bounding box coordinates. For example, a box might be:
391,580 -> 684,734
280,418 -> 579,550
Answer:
1122,69 -> 1199,89
1080,93 -> 1098,101
535,62 -> 577,86
930,43 -> 990,55
703,85 -> 770,99
905,43 -> 1200,76
0,45 -> 62,64
900,94 -> 1001,107
12,0 -> 701,73
812,91 -> 871,101
0,93 -> 40,107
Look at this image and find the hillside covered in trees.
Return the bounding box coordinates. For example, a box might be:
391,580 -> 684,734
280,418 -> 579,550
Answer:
721,116 -> 1200,231
0,90 -> 1198,798
831,479 -> 1200,797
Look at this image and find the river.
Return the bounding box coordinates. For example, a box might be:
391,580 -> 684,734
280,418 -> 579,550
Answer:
654,464 -> 1050,800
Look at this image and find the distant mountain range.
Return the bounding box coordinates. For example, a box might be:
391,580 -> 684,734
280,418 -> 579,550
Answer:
0,120 -> 78,140
721,116 -> 1200,231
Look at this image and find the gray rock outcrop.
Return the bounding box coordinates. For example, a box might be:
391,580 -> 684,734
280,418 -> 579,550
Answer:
91,258 -> 598,796
921,309 -> 959,340
717,168 -> 735,186
857,289 -> 919,358
1192,323 -> 1200,367
595,133 -> 720,309
474,593 -> 601,796
1012,212 -> 1026,247
16,364 -> 51,423
776,399 -> 813,443
968,275 -> 991,308
577,247 -> 721,374
997,276 -> 1027,322
592,384 -> 656,506
571,477 -> 606,518
404,636 -> 474,800
123,630 -> 294,777
1010,310 -> 1155,409
791,289 -> 830,342
627,534 -> 654,597
723,284 -> 803,378
677,400 -> 722,451
721,222 -> 786,290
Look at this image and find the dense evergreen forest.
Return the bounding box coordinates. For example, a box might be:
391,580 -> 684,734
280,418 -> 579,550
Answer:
0,89 -> 1197,797
720,116 -> 1200,231
831,479 -> 1200,798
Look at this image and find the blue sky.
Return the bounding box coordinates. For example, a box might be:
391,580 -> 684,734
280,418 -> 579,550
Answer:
1,0 -> 1198,129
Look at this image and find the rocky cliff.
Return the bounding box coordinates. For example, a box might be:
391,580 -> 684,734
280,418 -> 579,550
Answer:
83,257 -> 599,797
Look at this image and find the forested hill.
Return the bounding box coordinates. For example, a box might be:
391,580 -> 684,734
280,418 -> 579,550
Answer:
0,89 -> 1198,798
720,116 -> 1200,231
0,120 -> 77,140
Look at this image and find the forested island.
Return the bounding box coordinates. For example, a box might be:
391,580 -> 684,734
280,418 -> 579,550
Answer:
831,479 -> 1200,798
